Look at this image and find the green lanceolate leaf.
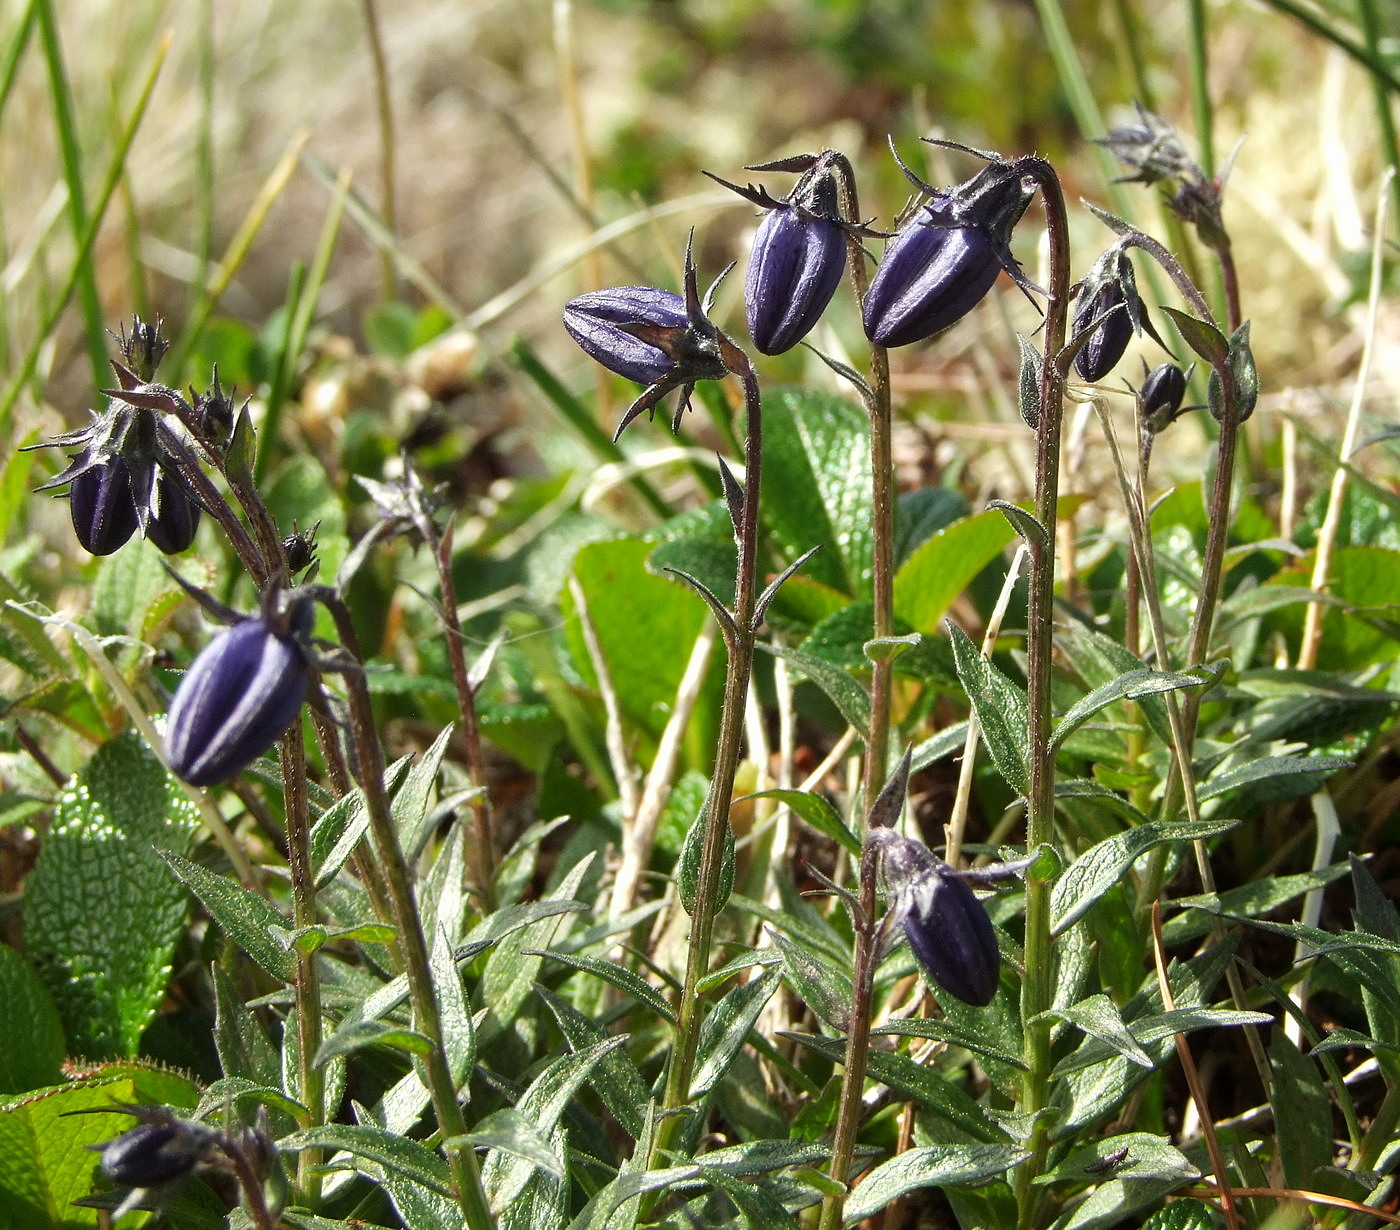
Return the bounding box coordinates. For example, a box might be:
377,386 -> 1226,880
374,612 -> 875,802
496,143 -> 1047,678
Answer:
742,788 -> 860,856
212,965 -> 281,1088
762,644 -> 870,735
769,928 -> 852,1032
279,1123 -> 454,1197
1268,1031 -> 1331,1189
894,510 -> 1016,634
1050,666 -> 1214,751
1197,754 -> 1350,806
1040,994 -> 1152,1068
678,798 -> 735,917
26,735 -> 199,1056
449,1108 -> 563,1178
691,968 -> 781,1100
532,950 -> 676,1023
844,1145 -> 1029,1224
1162,862 -> 1352,943
1051,820 -> 1238,936
159,848 -> 295,981
949,622 -> 1029,794
392,724 -> 453,860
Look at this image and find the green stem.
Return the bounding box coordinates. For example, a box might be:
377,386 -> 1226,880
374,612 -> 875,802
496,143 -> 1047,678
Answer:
280,725 -> 324,1210
649,359 -> 762,1171
1258,0 -> 1400,94
325,597 -> 494,1230
818,846 -> 880,1230
1013,157 -> 1072,1227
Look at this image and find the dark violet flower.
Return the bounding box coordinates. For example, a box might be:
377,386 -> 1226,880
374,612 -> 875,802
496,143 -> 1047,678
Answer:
562,286 -> 688,386
708,150 -> 862,355
1070,246 -> 1160,384
745,203 -> 846,354
863,154 -> 1037,348
563,237 -> 736,441
1140,362 -> 1189,434
868,824 -> 1004,1008
143,469 -> 202,555
166,604 -> 312,786
1072,282 -> 1131,382
69,455 -> 141,556
100,1121 -> 209,1188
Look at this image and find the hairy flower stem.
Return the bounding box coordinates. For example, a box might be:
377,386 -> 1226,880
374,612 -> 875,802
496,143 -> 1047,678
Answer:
323,596 -> 493,1230
649,361 -> 763,1173
426,516 -> 496,910
831,153 -> 896,806
1013,157 -> 1071,1229
818,845 -> 880,1230
279,726 -> 324,1209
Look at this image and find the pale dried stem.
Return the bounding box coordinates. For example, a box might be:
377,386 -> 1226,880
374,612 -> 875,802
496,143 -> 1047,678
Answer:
569,575 -> 641,821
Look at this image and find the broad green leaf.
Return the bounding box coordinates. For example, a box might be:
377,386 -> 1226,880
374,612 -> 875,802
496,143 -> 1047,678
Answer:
788,1033 -> 1008,1143
949,622 -> 1029,793
27,735 -> 199,1056
1051,1174 -> 1192,1230
279,1122 -> 453,1196
762,644 -> 870,734
533,950 -> 676,1023
759,389 -> 872,595
0,946 -> 64,1095
743,788 -> 859,856
769,929 -> 852,1031
0,1076 -> 138,1229
694,1138 -> 832,1175
310,790 -> 367,888
1162,862 -> 1352,943
1053,1009 -> 1271,1079
1198,754 -> 1350,805
895,488 -> 968,566
911,720 -> 971,772
691,968 -> 781,1099
1051,668 -> 1213,751
482,1036 -> 627,1208
314,1019 -> 433,1068
91,535 -> 176,640
844,1145 -> 1029,1223
479,856 -> 593,1045
1269,1032 -> 1331,1189
565,538 -> 724,744
212,965 -> 281,1088
392,725 -> 453,859
451,1108 -> 563,1178
648,536 -> 737,610
1037,1132 -> 1197,1185
870,1019 -> 1027,1070
894,510 -> 1015,633
1264,546 -> 1400,670
1040,994 -> 1152,1068
431,922 -> 474,1086
159,849 -> 294,981
197,1076 -> 308,1127
534,984 -> 650,1141
1051,820 -> 1238,936
1136,1200 -> 1218,1230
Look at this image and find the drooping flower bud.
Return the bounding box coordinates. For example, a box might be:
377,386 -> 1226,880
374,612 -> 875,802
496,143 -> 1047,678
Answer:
1139,362 -> 1188,435
869,827 -> 1001,1007
100,1121 -> 209,1188
562,287 -> 689,386
863,153 -> 1037,349
563,235 -> 738,441
1070,246 -> 1161,384
69,455 -> 141,556
143,468 -> 202,555
165,602 -> 312,786
708,151 -> 858,355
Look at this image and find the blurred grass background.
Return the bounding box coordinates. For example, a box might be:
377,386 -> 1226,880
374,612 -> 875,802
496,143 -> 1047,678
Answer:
2,0 -> 1397,557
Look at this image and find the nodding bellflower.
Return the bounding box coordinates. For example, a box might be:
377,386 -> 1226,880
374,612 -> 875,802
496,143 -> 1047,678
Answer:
100,1120 -> 211,1188
708,151 -> 862,355
166,601 -> 312,786
563,237 -> 736,441
69,454 -> 141,556
1071,246 -> 1160,383
869,827 -> 1002,1007
863,149 -> 1037,348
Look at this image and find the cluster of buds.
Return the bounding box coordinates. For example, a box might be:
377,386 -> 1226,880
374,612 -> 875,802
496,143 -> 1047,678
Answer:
29,319 -> 203,557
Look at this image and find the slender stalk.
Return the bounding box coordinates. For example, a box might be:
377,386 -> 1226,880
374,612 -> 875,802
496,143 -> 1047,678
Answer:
831,154 -> 895,806
818,845 -> 880,1230
323,597 -> 494,1230
649,361 -> 762,1169
1012,156 -> 1072,1227
280,725 -> 324,1209
1258,0 -> 1400,94
1186,0 -> 1215,179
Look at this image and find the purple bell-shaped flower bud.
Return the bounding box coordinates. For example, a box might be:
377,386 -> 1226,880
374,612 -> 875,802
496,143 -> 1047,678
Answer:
143,468 -> 202,556
869,826 -> 1002,1008
1140,362 -> 1189,435
863,152 -> 1037,348
69,455 -> 141,556
562,286 -> 689,386
1070,246 -> 1161,383
100,1121 -> 209,1188
165,602 -> 312,786
563,235 -> 737,441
